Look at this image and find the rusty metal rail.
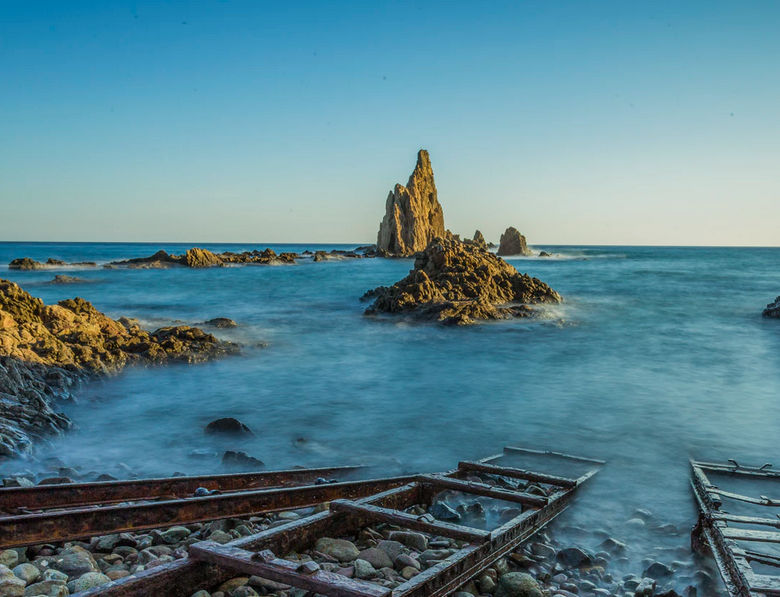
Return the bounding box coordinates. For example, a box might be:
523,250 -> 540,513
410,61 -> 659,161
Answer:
75,446 -> 601,597
691,458 -> 780,597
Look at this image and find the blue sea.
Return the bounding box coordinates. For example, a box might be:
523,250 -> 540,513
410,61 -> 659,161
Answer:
1,241 -> 779,592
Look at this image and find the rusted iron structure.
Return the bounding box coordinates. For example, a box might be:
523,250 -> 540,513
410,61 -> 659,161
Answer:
73,446 -> 600,597
691,459 -> 780,596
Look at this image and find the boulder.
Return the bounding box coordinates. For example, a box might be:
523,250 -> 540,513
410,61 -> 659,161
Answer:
377,150 -> 446,256
49,275 -> 88,285
205,418 -> 253,435
204,317 -> 238,328
763,296 -> 780,318
472,230 -> 487,247
221,451 -> 265,469
363,238 -> 561,325
183,248 -> 222,268
497,227 -> 532,256
8,258 -> 44,271
494,572 -> 543,597
314,538 -> 359,563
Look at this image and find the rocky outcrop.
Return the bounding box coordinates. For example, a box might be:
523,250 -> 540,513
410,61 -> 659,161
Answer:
0,279 -> 238,458
49,275 -> 89,285
363,238 -> 561,325
497,227 -> 532,256
473,230 -> 487,247
764,297 -> 780,318
9,258 -> 97,270
376,150 -> 446,256
109,247 -> 299,269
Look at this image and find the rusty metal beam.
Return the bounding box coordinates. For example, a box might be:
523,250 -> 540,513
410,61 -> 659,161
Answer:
416,474 -> 548,508
0,465 -> 365,512
457,461 -> 577,488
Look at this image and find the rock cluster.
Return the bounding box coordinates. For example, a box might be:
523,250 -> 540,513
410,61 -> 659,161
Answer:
497,227 -> 532,256
376,150 -> 446,256
763,297 -> 780,318
108,248 -> 298,269
363,238 -> 561,325
0,279 -> 238,457
9,258 -> 97,270
473,230 -> 487,247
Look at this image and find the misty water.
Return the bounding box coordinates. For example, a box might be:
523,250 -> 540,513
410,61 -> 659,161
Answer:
2,242 -> 779,594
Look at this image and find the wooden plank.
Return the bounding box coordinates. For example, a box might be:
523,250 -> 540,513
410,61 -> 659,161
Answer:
416,474 -> 547,508
722,528 -> 780,544
0,465 -> 365,511
503,446 -> 606,465
457,461 -> 577,488
329,500 -> 489,543
0,475 -> 415,549
189,541 -> 389,597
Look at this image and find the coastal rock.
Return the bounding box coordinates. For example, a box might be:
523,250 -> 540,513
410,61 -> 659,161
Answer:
110,247 -> 298,269
376,150 -> 446,256
497,227 -> 532,256
763,296 -> 780,318
182,248 -> 222,268
49,275 -> 89,285
363,238 -> 562,325
205,418 -> 253,435
204,317 -> 238,328
0,279 -> 238,458
473,230 -> 487,247
9,258 -> 45,270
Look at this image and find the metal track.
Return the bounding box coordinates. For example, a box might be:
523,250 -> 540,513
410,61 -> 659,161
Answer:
73,446 -> 600,597
690,459 -> 780,597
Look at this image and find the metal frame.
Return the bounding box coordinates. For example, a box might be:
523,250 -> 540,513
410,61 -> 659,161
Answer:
75,446 -> 600,597
691,459 -> 780,597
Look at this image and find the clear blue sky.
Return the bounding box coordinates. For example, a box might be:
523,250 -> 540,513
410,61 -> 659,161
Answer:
1,1 -> 778,245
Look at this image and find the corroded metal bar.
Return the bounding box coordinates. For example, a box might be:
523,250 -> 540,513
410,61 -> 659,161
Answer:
457,461 -> 577,488
0,465 -> 365,511
0,475 -> 414,549
503,446 -> 606,465
416,474 -> 548,507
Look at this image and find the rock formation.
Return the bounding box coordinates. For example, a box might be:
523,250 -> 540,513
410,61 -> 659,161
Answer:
363,238 -> 561,325
763,297 -> 780,318
473,230 -> 487,247
376,150 -> 446,256
0,279 -> 238,458
497,227 -> 532,256
9,258 -> 97,270
108,247 -> 298,269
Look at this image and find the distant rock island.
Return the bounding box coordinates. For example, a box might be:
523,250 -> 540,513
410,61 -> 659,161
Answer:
107,247 -> 299,268
0,279 -> 238,458
363,238 -> 561,325
764,297 -> 780,318
498,226 -> 532,256
376,150 -> 447,256
9,257 -> 97,270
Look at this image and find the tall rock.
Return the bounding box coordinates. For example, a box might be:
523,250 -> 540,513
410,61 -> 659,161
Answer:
377,150 -> 446,256
764,296 -> 780,318
473,230 -> 486,247
497,227 -> 532,256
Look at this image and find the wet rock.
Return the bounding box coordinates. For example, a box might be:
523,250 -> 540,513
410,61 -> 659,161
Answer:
358,548 -> 393,570
377,150 -> 446,256
72,571 -> 111,591
387,531 -> 428,552
48,545 -> 99,577
314,538 -> 360,563
538,251 -> 551,257
8,258 -> 44,271
183,248 -> 222,268
497,227 -> 532,256
205,418 -> 253,435
12,562 -> 40,584
221,451 -> 264,469
763,296 -> 780,318
377,540 -> 405,562
204,318 -> 238,328
49,275 -> 89,285
0,550 -> 18,567
494,572 -> 543,597
0,564 -> 25,596
363,238 -> 561,325
353,559 -> 377,580
556,547 -> 592,568
161,526 -> 191,544
429,502 -> 461,521
643,561 -> 673,579
24,578 -> 68,596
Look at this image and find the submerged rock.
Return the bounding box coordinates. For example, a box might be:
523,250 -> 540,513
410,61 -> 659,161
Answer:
497,227 -> 532,256
204,317 -> 238,328
376,150 -> 446,256
8,258 -> 44,270
363,238 -> 561,325
763,296 -> 780,318
49,275 -> 89,284
205,418 -> 253,435
0,279 -> 239,458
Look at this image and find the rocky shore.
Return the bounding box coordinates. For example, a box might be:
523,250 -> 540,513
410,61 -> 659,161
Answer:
363,238 -> 561,325
0,279 -> 238,458
106,247 -> 299,269
9,258 -> 97,271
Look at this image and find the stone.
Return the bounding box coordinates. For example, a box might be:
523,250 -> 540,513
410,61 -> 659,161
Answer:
763,296 -> 780,318
217,577 -> 249,593
49,545 -> 99,577
377,150 -> 446,256
41,570 -> 69,582
0,565 -> 25,597
497,227 -> 532,256
231,587 -> 259,597
644,561 -> 673,579
72,572 -> 111,591
429,502 -> 461,522
387,531 -> 428,552
23,579 -> 68,597
182,248 -> 222,268
314,538 -> 360,563
357,548 -> 393,570
208,530 -> 233,544
109,248 -> 297,269
494,572 -> 543,597
0,550 -> 19,567
352,559 -> 377,580
395,554 -> 420,570
49,275 -> 88,285
205,418 -> 253,435
400,566 -> 419,580
95,534 -> 121,552
204,318 -> 238,328
473,230 -> 487,247
363,238 -> 561,325
161,526 -> 191,544
221,450 -> 264,469
8,258 -> 44,271
556,547 -> 592,568
13,562 -> 40,584
376,540 -> 405,562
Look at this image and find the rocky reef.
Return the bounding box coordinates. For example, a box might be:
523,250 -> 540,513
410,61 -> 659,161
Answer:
473,230 -> 487,247
0,279 -> 238,458
763,297 -> 780,318
107,247 -> 298,269
9,258 -> 97,270
497,227 -> 532,256
363,238 -> 561,325
376,150 -> 446,256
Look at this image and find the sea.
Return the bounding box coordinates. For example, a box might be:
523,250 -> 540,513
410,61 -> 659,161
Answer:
1,241 -> 779,594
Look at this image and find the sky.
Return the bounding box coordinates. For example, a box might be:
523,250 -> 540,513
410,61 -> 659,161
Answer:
1,1 -> 779,245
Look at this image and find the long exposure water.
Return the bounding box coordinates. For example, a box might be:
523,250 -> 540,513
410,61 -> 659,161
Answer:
1,241 -> 778,593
